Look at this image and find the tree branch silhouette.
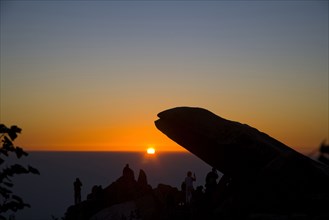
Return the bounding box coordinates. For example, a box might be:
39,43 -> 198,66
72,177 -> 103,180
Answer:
0,124 -> 40,218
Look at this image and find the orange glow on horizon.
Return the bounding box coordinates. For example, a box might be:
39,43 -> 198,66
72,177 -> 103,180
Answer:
9,120 -> 189,152
4,103 -> 326,154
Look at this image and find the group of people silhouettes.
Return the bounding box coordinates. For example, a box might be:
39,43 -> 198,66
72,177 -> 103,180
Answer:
183,167 -> 221,206
73,165 -> 225,208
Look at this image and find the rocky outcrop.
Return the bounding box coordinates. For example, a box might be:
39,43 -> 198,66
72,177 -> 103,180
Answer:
155,107 -> 329,218
64,165 -> 182,220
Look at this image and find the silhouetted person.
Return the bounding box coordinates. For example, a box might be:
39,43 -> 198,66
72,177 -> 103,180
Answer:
87,185 -> 103,201
205,167 -> 219,195
318,141 -> 329,165
179,181 -> 186,205
320,140 -> 329,154
216,174 -> 232,204
74,177 -> 82,205
185,171 -> 196,204
193,185 -> 205,217
193,185 -> 204,202
181,181 -> 186,192
123,163 -> 135,181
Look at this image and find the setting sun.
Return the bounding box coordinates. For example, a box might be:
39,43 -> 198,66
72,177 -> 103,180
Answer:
147,147 -> 156,154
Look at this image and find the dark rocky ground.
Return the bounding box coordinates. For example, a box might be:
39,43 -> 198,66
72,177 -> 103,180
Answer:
64,160 -> 329,220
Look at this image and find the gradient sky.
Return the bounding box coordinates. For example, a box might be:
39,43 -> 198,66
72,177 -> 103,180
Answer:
1,0 -> 328,152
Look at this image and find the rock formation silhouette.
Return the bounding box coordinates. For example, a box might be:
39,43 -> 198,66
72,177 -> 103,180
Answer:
64,165 -> 179,220
155,106 -> 329,219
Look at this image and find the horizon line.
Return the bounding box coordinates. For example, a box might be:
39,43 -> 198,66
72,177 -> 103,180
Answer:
26,149 -> 189,153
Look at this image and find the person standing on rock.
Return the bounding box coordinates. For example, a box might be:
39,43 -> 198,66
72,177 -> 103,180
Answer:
205,167 -> 219,195
185,171 -> 196,204
74,177 -> 82,205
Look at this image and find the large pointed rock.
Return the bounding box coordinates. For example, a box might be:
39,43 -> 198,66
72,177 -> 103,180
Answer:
155,107 -> 329,216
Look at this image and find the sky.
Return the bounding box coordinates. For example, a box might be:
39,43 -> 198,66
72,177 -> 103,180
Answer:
1,0 -> 328,153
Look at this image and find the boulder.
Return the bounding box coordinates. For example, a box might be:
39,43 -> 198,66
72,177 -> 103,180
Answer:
155,107 -> 329,217
137,169 -> 148,186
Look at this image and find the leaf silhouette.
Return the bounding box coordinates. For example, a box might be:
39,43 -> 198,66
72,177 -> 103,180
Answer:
10,164 -> 29,174
0,186 -> 12,197
12,195 -> 23,203
1,124 -> 38,214
28,165 -> 40,175
3,136 -> 14,152
3,181 -> 14,188
8,126 -> 21,141
0,124 -> 8,133
15,147 -> 28,158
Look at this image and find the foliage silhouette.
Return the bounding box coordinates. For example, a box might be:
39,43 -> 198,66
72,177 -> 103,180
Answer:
0,124 -> 40,218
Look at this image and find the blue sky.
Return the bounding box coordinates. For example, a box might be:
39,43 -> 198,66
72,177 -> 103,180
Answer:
1,0 -> 328,152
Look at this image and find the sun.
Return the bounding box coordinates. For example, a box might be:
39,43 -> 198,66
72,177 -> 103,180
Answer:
146,147 -> 156,155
